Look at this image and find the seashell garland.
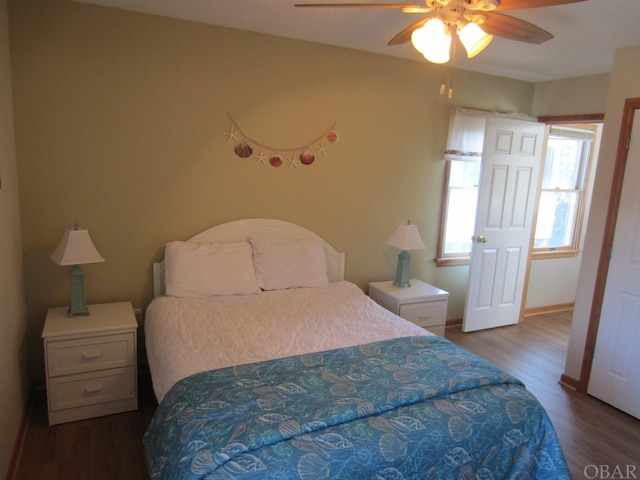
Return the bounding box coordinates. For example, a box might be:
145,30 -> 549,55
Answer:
223,114 -> 339,169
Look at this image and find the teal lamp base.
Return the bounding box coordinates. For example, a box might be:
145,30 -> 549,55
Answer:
67,265 -> 90,317
392,250 -> 412,288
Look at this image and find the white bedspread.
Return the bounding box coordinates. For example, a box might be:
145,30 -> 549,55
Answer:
145,281 -> 429,402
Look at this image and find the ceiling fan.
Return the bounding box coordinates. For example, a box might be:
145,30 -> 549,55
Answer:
295,0 -> 587,64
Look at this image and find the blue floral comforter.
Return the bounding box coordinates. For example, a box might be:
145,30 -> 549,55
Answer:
144,336 -> 570,479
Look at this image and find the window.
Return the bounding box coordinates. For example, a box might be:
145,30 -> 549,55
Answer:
533,124 -> 597,256
436,113 -> 599,266
440,159 -> 480,263
436,107 -> 487,266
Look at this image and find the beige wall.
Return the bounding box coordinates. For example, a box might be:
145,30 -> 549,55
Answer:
9,0 -> 535,379
0,0 -> 28,476
532,74 -> 610,117
564,45 -> 640,381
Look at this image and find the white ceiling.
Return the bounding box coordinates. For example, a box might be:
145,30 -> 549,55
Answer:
71,0 -> 640,82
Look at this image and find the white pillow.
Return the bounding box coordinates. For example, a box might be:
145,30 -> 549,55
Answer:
164,241 -> 260,297
249,235 -> 329,290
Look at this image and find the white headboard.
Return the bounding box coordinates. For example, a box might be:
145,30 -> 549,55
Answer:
153,218 -> 345,297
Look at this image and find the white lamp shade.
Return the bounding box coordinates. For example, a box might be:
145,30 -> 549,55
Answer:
458,22 -> 493,58
50,227 -> 105,266
386,223 -> 427,251
411,18 -> 451,64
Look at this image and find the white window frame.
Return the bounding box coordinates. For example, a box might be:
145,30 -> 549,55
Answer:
532,122 -> 598,259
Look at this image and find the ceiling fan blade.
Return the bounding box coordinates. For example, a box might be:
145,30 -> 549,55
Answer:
481,11 -> 553,44
387,15 -> 436,45
294,3 -> 424,9
495,0 -> 587,10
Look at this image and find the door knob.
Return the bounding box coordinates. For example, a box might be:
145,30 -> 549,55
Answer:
476,235 -> 487,243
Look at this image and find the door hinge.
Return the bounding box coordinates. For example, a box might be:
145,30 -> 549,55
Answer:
608,244 -> 613,259
627,135 -> 632,152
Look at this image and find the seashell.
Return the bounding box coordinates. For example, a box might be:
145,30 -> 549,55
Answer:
448,416 -> 472,442
256,396 -> 286,411
316,433 -> 353,450
300,150 -> 315,165
178,440 -> 208,467
375,468 -> 405,480
269,155 -> 283,167
356,401 -> 374,417
379,433 -> 407,462
330,383 -> 356,396
274,382 -> 306,394
444,447 -> 472,467
190,449 -> 214,475
389,415 -> 426,433
297,452 -> 330,480
226,454 -> 267,473
392,369 -> 418,383
456,400 -> 487,416
234,141 -> 253,158
327,130 -> 339,143
279,420 -> 302,437
506,400 -> 528,424
256,413 -> 291,424
503,428 -> 526,448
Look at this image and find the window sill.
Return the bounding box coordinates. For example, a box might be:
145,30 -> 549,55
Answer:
435,257 -> 470,267
436,249 -> 581,266
532,249 -> 581,260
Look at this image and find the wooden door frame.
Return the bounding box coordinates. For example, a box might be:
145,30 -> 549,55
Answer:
577,98 -> 640,393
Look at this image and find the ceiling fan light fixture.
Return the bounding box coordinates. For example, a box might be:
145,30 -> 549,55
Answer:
411,17 -> 451,64
458,22 -> 493,58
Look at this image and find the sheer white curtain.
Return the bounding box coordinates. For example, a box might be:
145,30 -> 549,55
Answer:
444,107 -> 488,161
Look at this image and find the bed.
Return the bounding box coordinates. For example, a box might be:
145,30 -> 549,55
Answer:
143,218 -> 570,480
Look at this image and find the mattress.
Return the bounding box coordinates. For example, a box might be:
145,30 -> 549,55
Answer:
145,281 -> 428,402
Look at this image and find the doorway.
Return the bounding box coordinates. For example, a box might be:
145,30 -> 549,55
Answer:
578,99 -> 640,418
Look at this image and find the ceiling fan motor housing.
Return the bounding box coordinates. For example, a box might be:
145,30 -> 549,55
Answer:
462,0 -> 500,10
428,0 -> 499,11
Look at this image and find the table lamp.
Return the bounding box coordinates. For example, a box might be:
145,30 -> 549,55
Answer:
50,224 -> 105,317
386,221 -> 427,288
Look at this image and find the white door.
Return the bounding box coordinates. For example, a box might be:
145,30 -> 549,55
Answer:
462,117 -> 545,332
588,109 -> 640,419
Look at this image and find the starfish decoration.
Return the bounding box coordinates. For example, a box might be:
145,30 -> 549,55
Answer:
288,152 -> 300,169
315,140 -> 329,156
254,148 -> 268,166
222,124 -> 241,144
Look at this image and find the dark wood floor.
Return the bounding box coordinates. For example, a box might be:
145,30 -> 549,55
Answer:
13,311 -> 640,479
13,378 -> 156,480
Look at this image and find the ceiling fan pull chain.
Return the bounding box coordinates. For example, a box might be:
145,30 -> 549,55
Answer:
447,34 -> 458,98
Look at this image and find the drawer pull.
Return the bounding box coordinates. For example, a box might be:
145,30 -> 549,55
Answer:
84,384 -> 104,394
418,314 -> 430,320
81,351 -> 101,359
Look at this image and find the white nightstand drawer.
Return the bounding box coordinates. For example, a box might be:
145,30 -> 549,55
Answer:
46,333 -> 135,377
399,301 -> 447,328
369,280 -> 449,338
48,366 -> 136,412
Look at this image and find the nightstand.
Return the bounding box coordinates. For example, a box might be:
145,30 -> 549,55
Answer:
42,301 -> 138,426
369,280 -> 449,336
